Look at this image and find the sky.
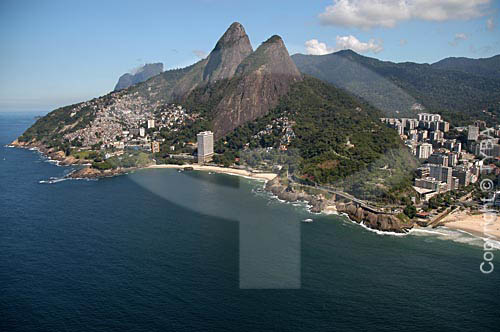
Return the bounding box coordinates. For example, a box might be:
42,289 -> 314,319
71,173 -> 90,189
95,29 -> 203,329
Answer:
1,0 -> 499,112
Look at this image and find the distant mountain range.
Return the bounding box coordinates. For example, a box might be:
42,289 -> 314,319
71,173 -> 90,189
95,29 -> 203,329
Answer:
292,51 -> 500,125
431,55 -> 500,80
114,63 -> 164,91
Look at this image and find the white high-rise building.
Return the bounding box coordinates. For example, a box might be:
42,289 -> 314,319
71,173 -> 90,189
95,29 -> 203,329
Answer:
147,119 -> 155,129
416,143 -> 433,159
468,125 -> 479,141
418,113 -> 441,122
197,131 -> 214,164
139,127 -> 145,137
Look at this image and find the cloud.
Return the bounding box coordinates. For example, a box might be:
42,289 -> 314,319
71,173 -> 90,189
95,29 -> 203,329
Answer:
305,39 -> 334,55
336,35 -> 383,53
305,35 -> 383,55
319,0 -> 491,29
449,33 -> 468,46
486,18 -> 496,30
192,50 -> 207,58
400,38 -> 408,46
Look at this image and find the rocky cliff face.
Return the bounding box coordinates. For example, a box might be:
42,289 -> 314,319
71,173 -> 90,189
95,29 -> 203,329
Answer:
172,22 -> 253,99
335,203 -> 412,233
265,177 -> 413,233
212,35 -> 302,138
114,63 -> 164,91
203,22 -> 253,83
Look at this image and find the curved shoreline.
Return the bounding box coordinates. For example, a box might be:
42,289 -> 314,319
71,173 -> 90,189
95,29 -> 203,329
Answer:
147,164 -> 278,181
11,141 -> 499,244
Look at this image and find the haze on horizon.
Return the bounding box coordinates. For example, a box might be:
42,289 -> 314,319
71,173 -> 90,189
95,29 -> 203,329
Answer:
1,0 -> 499,112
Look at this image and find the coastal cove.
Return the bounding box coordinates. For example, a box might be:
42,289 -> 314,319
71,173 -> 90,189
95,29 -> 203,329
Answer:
8,126 -> 500,241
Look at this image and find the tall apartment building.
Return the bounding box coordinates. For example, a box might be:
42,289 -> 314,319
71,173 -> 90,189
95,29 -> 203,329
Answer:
452,166 -> 471,186
448,152 -> 459,167
429,130 -> 444,142
417,143 -> 433,159
439,121 -> 450,132
418,113 -> 441,122
429,164 -> 453,190
147,119 -> 155,129
197,131 -> 214,164
428,153 -> 449,167
468,125 -> 479,141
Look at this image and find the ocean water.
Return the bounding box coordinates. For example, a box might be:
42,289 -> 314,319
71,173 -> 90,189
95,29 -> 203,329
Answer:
1,112 -> 499,332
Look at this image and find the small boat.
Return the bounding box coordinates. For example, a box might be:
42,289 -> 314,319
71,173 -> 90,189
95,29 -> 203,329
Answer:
302,218 -> 313,223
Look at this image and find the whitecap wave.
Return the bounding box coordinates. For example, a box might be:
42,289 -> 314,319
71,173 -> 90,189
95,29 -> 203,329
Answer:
410,227 -> 500,249
39,177 -> 68,184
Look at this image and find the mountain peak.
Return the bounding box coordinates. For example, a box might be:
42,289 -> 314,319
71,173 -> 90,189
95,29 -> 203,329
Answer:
114,63 -> 163,91
213,34 -> 302,138
263,35 -> 284,45
202,22 -> 253,82
235,34 -> 301,78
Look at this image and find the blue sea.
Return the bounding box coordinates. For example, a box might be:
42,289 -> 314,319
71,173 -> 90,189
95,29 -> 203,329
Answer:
1,112 -> 499,331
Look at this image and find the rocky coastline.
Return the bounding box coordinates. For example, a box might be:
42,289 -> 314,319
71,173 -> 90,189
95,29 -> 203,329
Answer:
265,177 -> 414,233
11,139 -> 86,166
10,139 -> 132,179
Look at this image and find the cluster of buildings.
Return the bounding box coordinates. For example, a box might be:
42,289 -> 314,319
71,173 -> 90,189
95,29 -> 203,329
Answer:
64,92 -> 198,155
382,113 -> 500,201
251,116 -> 296,151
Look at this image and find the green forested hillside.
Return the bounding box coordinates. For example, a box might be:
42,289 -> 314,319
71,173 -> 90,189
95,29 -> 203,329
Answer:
431,55 -> 500,80
215,77 -> 417,203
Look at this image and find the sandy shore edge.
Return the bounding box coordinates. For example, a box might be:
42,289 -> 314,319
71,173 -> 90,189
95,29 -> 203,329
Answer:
147,164 -> 278,181
440,210 -> 500,240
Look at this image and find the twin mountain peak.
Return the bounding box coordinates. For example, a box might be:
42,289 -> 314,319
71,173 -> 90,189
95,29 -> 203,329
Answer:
113,22 -> 302,138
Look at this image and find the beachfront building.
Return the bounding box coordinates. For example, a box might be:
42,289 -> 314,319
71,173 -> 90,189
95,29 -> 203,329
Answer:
429,164 -> 453,190
197,131 -> 214,164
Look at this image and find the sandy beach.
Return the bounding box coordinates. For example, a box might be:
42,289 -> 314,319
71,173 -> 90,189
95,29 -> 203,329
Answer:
147,164 -> 278,181
441,210 -> 500,239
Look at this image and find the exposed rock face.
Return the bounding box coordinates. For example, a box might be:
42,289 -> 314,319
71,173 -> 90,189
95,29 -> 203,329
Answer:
213,35 -> 303,138
68,166 -> 133,179
172,22 -> 253,99
114,63 -> 164,91
69,167 -> 102,179
335,203 -> 411,233
203,22 -> 253,83
266,177 -> 413,233
265,177 -> 331,213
